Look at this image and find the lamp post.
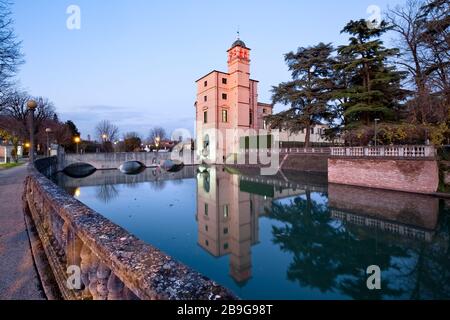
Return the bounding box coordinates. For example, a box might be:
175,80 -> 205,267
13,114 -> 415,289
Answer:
374,118 -> 380,147
27,100 -> 37,163
74,136 -> 81,154
102,134 -> 108,153
45,128 -> 52,157
155,136 -> 161,151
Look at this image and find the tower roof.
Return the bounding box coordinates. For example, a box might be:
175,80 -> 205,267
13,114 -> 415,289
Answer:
231,39 -> 247,49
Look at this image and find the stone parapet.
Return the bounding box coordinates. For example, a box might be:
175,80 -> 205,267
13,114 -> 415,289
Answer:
24,158 -> 236,300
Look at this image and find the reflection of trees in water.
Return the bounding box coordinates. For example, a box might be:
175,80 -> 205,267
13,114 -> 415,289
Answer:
125,180 -> 140,189
96,184 -> 120,204
170,178 -> 184,185
393,201 -> 450,300
269,191 -> 450,300
149,180 -> 167,191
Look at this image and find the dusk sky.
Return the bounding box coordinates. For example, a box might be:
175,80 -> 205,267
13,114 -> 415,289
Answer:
12,0 -> 405,140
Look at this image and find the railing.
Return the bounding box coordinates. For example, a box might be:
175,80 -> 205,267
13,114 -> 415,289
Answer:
330,146 -> 436,158
244,147 -> 331,154
330,209 -> 434,242
24,158 -> 236,300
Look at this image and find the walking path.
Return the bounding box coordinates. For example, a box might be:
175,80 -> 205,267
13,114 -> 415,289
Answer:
0,164 -> 45,300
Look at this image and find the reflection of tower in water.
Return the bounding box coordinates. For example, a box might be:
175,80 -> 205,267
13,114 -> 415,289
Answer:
196,167 -> 272,284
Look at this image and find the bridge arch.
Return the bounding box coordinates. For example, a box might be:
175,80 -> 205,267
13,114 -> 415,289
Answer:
63,163 -> 97,178
119,161 -> 146,174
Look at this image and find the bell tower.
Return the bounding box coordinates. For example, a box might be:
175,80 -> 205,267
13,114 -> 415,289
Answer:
227,36 -> 251,153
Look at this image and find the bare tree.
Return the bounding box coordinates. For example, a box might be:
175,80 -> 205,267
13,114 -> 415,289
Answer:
386,0 -> 430,123
386,0 -> 449,124
0,90 -> 57,140
148,127 -> 167,144
419,0 -> 450,99
95,120 -> 119,142
0,0 -> 24,95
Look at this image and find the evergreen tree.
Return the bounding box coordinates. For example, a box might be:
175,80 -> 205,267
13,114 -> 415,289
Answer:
266,43 -> 335,147
65,120 -> 80,137
336,20 -> 409,128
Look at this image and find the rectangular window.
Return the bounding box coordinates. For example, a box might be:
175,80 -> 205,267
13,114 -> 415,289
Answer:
222,78 -> 227,85
204,96 -> 207,102
205,203 -> 208,216
249,110 -> 253,125
224,228 -> 229,235
204,111 -> 207,124
263,109 -> 267,114
222,93 -> 227,100
311,128 -> 315,135
204,81 -> 208,87
224,243 -> 229,250
222,110 -> 228,123
223,205 -> 229,219
205,225 -> 208,232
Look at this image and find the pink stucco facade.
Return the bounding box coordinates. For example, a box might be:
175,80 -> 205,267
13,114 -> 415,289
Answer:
195,40 -> 272,162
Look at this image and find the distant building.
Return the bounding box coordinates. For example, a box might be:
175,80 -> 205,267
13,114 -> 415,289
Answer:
279,124 -> 335,146
195,38 -> 273,162
0,145 -> 14,163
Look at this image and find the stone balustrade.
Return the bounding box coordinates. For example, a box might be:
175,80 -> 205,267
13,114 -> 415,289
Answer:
330,145 -> 436,159
23,157 -> 236,300
244,147 -> 331,154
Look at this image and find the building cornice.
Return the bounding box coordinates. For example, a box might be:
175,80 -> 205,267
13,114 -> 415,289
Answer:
195,70 -> 229,83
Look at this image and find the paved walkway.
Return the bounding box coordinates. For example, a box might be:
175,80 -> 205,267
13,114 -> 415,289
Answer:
0,165 -> 45,300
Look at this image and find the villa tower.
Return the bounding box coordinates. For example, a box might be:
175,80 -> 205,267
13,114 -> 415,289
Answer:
195,38 -> 272,163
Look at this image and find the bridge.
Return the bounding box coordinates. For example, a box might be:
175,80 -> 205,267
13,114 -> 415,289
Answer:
56,165 -> 198,188
57,152 -> 192,171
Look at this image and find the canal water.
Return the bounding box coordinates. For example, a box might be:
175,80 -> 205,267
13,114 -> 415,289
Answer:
53,166 -> 450,300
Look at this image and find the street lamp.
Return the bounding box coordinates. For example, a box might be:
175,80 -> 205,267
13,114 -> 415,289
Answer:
74,136 -> 81,154
27,100 -> 37,163
102,134 -> 108,142
374,118 -> 381,147
45,128 -> 52,157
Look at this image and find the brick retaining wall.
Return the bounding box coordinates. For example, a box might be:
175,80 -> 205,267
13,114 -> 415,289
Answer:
328,158 -> 439,194
281,154 -> 329,173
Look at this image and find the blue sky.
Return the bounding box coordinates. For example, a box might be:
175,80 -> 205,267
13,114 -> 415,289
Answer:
12,0 -> 405,139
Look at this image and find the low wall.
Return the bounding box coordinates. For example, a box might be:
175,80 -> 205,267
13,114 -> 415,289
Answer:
328,158 -> 439,194
24,158 -> 236,300
229,153 -> 329,173
281,154 -> 328,173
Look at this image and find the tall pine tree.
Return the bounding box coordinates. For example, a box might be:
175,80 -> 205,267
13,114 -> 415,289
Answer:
266,43 -> 335,147
336,20 -> 409,128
